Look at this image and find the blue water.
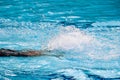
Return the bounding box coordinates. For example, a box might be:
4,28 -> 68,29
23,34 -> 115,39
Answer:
0,0 -> 120,80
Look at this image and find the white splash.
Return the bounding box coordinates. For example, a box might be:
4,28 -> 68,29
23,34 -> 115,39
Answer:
46,26 -> 120,60
47,26 -> 95,51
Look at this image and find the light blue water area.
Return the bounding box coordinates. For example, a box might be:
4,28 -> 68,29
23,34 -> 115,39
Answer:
0,0 -> 120,80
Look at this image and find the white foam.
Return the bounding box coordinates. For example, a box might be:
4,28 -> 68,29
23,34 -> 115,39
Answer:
5,70 -> 16,77
47,26 -> 95,51
92,21 -> 120,27
57,68 -> 88,80
89,69 -> 120,78
46,26 -> 120,60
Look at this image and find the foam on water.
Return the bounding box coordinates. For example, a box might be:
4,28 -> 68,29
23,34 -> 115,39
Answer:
92,21 -> 120,27
0,18 -> 119,61
47,26 -> 95,51
0,0 -> 120,79
47,25 -> 120,60
0,18 -> 120,79
0,18 -> 60,50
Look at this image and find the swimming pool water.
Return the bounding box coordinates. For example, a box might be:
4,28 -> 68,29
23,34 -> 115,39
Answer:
0,0 -> 120,80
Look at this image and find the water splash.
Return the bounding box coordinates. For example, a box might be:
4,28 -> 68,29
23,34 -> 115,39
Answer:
47,26 -> 95,51
46,25 -> 120,60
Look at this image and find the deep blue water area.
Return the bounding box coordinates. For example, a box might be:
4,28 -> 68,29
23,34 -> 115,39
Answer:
0,0 -> 120,80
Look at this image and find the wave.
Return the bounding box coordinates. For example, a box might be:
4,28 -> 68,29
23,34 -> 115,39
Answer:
46,26 -> 120,60
1,18 -> 120,79
0,18 -> 120,60
92,21 -> 120,27
0,18 -> 59,50
47,26 -> 95,51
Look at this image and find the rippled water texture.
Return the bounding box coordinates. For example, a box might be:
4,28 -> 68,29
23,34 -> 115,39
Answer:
0,0 -> 120,80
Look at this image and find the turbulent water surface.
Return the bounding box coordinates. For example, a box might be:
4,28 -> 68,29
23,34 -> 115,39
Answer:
0,0 -> 120,80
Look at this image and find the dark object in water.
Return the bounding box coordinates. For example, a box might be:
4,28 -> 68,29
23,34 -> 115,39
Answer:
0,48 -> 43,57
0,48 -> 63,57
